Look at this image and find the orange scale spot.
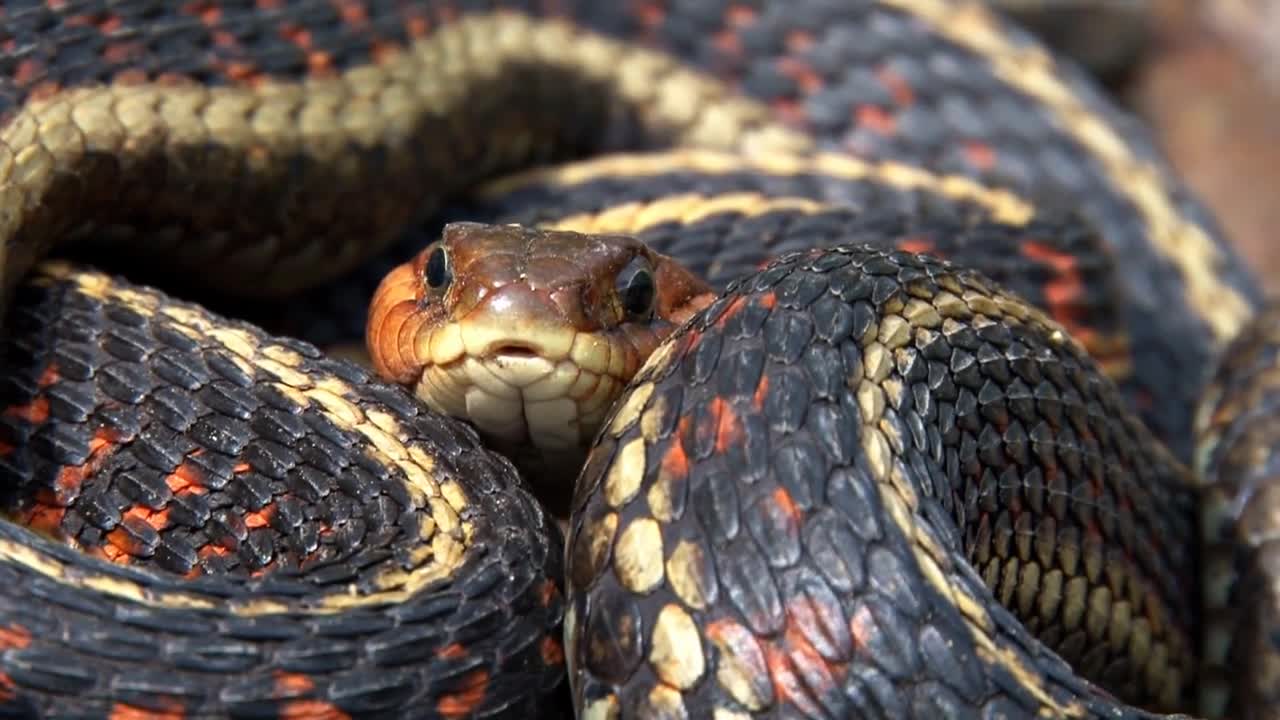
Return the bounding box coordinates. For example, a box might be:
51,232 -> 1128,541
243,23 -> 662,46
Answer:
233,461 -> 251,474
771,487 -> 802,525
752,374 -> 770,411
405,16 -> 429,38
540,635 -> 564,666
108,699 -> 185,720
785,30 -> 814,52
198,544 -> 230,559
36,364 -> 58,388
897,237 -> 936,256
715,296 -> 749,328
660,437 -> 690,480
876,66 -> 916,107
537,578 -> 559,607
726,5 -> 757,26
124,505 -> 170,532
757,292 -> 777,310
0,624 -> 31,650
6,396 -> 50,424
0,673 -> 14,702
181,0 -> 220,25
713,29 -> 741,55
854,105 -> 896,135
22,504 -> 65,535
436,643 -> 466,660
963,141 -> 997,171
279,23 -> 311,48
307,51 -> 335,76
436,670 -> 489,719
212,29 -> 237,48
708,397 -> 743,455
245,506 -> 274,529
334,0 -> 369,26
777,57 -> 823,94
370,40 -> 401,65
280,701 -> 350,720
771,98 -> 808,126
637,1 -> 664,27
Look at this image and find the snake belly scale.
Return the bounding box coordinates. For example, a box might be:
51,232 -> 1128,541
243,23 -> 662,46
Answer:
0,1 -> 1271,719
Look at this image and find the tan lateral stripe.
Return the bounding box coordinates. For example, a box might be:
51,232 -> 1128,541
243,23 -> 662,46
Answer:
880,0 -> 1252,342
483,148 -> 1036,226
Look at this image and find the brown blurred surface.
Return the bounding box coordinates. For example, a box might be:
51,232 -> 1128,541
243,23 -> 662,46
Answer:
1125,0 -> 1280,292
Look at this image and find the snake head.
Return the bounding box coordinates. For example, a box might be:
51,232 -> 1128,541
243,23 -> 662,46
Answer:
366,221 -> 712,506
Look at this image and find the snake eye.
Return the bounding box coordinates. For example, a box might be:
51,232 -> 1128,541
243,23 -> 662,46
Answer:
617,256 -> 656,319
424,246 -> 452,290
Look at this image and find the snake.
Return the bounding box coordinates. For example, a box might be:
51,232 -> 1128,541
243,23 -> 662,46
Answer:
0,0 -> 1273,719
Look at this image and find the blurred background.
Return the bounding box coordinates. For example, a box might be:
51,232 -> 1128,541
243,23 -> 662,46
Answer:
995,0 -> 1280,291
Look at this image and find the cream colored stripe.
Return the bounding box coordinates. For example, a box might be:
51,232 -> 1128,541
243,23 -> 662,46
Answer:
880,0 -> 1252,342
483,148 -> 1036,226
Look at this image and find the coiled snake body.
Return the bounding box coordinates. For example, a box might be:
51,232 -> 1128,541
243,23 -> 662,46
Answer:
0,2 -> 1272,719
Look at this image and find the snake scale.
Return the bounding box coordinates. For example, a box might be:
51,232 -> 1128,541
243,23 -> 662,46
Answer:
0,1 -> 1273,719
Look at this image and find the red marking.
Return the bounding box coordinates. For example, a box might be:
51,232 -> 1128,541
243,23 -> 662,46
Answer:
406,16 -> 429,37
0,624 -> 30,650
212,30 -> 238,48
897,237 -> 936,255
233,462 -> 251,474
436,643 -> 466,660
0,673 -> 14,703
715,296 -> 749,328
37,364 -> 58,388
785,30 -> 815,52
713,29 -> 741,56
280,702 -> 350,720
333,0 -> 370,27
257,0 -> 286,9
1019,240 -> 1092,339
244,505 -> 274,529
540,635 -> 564,666
102,42 -> 144,64
726,5 -> 757,26
771,487 -> 802,525
165,461 -> 207,496
706,618 -> 770,689
876,66 -> 915,107
660,429 -> 690,481
770,98 -> 808,126
752,374 -> 769,411
198,544 -> 230,559
181,0 -> 221,26
854,105 -> 895,135
12,59 -> 41,87
707,397 -> 743,455
0,440 -> 12,457
19,504 -> 64,535
124,504 -> 170,532
108,702 -> 184,720
537,578 -> 559,607
636,1 -> 664,29
6,397 -> 50,423
777,57 -> 822,94
44,427 -> 120,506
370,40 -> 400,65
963,141 -> 996,171
223,61 -> 264,84
436,670 -> 489,719
758,292 -> 777,310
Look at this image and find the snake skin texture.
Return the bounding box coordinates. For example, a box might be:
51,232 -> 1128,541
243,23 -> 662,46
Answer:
0,1 -> 1271,719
